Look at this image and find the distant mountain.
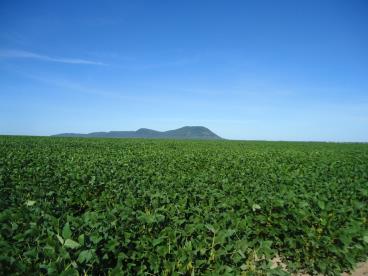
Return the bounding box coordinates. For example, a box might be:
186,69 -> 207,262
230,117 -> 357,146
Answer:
53,126 -> 223,140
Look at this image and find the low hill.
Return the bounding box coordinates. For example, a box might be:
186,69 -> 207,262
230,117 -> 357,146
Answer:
53,126 -> 223,140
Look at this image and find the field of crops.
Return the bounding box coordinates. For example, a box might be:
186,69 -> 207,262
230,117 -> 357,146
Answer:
0,136 -> 367,275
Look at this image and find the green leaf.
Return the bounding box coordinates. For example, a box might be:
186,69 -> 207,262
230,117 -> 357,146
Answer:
56,234 -> 64,245
252,204 -> 261,212
106,239 -> 119,251
152,237 -> 164,246
43,245 -> 55,257
78,249 -> 94,263
25,200 -> 36,207
205,224 -> 216,233
60,267 -> 78,276
64,239 -> 81,249
317,200 -> 325,210
90,234 -> 102,244
62,222 -> 72,239
363,235 -> 368,244
78,234 -> 85,246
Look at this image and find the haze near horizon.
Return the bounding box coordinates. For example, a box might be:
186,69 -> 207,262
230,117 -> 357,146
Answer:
0,0 -> 367,141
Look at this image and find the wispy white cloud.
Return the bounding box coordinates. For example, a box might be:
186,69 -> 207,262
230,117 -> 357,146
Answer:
21,73 -> 129,99
14,71 -> 157,104
105,55 -> 200,71
0,49 -> 106,66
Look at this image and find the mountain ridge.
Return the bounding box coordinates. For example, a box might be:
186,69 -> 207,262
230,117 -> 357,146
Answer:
52,126 -> 223,140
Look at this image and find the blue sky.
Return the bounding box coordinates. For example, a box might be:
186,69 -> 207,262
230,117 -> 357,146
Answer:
0,0 -> 367,141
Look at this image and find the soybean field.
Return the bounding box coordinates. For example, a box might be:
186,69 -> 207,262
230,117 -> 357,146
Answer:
0,136 -> 367,275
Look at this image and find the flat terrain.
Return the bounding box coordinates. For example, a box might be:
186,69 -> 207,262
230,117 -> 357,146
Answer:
0,136 -> 367,275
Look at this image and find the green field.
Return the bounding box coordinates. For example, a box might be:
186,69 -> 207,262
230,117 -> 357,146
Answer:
0,136 -> 367,275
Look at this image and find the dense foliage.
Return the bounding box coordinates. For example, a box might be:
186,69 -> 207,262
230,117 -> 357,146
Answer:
0,136 -> 367,275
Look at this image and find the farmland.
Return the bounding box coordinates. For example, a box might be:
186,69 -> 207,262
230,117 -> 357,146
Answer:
0,136 -> 367,275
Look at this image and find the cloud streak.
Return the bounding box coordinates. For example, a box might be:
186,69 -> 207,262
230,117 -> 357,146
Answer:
0,49 -> 106,65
